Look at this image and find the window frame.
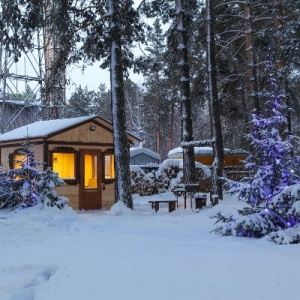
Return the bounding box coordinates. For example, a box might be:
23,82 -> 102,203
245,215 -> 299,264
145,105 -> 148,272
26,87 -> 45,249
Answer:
103,149 -> 115,184
9,148 -> 28,170
49,147 -> 78,185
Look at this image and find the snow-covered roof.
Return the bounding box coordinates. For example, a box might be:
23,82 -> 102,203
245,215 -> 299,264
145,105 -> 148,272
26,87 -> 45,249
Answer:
168,147 -> 213,158
168,146 -> 247,158
0,99 -> 39,107
0,115 -> 113,142
130,147 -> 161,160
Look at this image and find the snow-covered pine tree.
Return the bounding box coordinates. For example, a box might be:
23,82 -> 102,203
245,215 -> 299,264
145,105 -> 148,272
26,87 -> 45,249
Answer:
213,61 -> 300,243
229,63 -> 300,207
0,168 -> 21,208
37,167 -> 68,209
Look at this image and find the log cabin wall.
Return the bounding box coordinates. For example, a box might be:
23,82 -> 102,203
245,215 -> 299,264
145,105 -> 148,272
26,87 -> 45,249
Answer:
44,119 -> 116,209
0,143 -> 44,171
194,155 -> 214,166
47,143 -> 115,210
47,120 -> 114,144
224,154 -> 246,166
102,183 -> 115,209
195,154 -> 246,166
0,141 -> 116,210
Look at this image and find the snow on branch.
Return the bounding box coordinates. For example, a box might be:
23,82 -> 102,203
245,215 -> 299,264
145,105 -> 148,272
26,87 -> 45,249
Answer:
181,140 -> 213,148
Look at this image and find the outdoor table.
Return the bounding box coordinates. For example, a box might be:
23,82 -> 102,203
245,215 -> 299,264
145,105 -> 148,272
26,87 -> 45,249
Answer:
172,184 -> 202,209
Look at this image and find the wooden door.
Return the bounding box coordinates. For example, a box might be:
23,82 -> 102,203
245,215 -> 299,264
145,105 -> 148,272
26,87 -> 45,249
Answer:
79,150 -> 102,210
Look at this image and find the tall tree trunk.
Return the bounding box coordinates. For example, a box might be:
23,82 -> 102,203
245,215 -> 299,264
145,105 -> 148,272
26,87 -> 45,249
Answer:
109,0 -> 133,208
175,0 -> 196,184
244,1 -> 260,114
156,130 -> 160,154
169,102 -> 175,151
44,0 -> 66,120
273,0 -> 292,136
206,0 -> 224,199
273,0 -> 284,70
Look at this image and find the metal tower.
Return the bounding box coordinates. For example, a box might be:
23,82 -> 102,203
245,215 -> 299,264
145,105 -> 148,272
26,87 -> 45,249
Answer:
0,29 -> 44,133
0,0 -> 67,133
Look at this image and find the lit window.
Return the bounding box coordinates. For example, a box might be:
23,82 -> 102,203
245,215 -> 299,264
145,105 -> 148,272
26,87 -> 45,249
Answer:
52,153 -> 75,179
84,154 -> 98,188
14,154 -> 27,169
105,154 -> 115,179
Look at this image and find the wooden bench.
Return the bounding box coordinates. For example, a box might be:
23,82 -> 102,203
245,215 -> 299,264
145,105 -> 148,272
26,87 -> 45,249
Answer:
149,200 -> 178,213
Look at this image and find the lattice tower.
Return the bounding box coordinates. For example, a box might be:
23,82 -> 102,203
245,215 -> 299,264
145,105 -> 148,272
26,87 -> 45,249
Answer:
0,0 -> 67,133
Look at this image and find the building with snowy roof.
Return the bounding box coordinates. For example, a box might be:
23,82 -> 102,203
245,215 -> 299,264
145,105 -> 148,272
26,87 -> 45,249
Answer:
130,147 -> 161,169
0,115 -> 140,210
168,146 -> 247,167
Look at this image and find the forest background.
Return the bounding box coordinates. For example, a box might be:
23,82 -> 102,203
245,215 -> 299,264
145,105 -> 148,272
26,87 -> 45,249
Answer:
1,0 -> 300,206
63,0 -> 300,162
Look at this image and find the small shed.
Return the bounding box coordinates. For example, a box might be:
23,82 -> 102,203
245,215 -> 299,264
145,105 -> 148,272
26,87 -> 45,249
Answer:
168,147 -> 247,166
0,115 -> 140,210
130,147 -> 161,167
0,99 -> 39,132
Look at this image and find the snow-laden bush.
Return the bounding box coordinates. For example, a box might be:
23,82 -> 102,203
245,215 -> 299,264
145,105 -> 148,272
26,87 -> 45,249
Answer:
213,184 -> 300,243
130,159 -> 211,196
268,224 -> 300,244
37,168 -> 68,209
158,159 -> 211,192
130,166 -> 155,196
213,207 -> 285,238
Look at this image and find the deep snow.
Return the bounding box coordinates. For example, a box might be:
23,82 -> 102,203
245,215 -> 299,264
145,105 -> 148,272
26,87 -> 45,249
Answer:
1,192 -> 300,300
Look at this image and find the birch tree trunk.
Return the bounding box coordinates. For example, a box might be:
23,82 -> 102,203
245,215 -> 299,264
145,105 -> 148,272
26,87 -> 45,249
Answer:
206,0 -> 224,199
175,0 -> 196,184
109,0 -> 133,208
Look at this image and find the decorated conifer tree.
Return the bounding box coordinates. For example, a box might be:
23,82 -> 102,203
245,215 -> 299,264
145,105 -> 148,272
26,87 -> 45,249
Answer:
0,140 -> 41,208
228,65 -> 299,207
0,139 -> 68,209
213,61 -> 300,243
17,141 -> 41,208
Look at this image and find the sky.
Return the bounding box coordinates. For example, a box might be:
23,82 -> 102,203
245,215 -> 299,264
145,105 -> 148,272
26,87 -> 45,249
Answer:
1,191 -> 300,300
0,1 -> 159,102
2,52 -> 144,101
2,46 -> 145,101
66,63 -> 144,99
0,0 -> 157,102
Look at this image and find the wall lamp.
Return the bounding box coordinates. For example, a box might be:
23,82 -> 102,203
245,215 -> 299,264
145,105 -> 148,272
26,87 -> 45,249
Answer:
89,125 -> 96,131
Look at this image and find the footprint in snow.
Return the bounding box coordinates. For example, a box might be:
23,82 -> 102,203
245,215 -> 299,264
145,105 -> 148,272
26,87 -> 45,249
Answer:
0,264 -> 58,300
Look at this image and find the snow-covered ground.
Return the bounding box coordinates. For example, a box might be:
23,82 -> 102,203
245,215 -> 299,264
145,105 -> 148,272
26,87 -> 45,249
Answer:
1,192 -> 300,300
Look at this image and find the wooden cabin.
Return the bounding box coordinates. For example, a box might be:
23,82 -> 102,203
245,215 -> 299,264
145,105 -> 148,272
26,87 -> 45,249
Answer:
168,147 -> 247,166
0,115 -> 140,210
